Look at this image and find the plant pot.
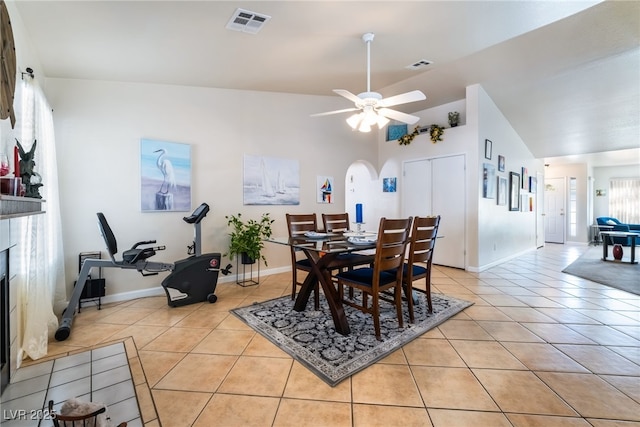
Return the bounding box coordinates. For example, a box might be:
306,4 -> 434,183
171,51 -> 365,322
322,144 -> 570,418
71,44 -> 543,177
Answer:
241,252 -> 256,265
613,244 -> 623,260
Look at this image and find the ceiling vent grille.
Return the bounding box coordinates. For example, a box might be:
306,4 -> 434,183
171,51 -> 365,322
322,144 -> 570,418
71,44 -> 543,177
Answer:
225,8 -> 271,34
405,59 -> 433,70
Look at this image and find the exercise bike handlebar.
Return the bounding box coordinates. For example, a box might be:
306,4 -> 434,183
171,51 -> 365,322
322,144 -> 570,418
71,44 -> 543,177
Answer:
131,240 -> 158,249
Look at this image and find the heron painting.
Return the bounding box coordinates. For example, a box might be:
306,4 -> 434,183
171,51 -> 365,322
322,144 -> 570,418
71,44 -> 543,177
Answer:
140,139 -> 191,211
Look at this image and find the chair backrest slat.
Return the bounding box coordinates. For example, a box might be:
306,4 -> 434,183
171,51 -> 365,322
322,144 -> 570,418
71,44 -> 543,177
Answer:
408,216 -> 441,266
374,217 -> 412,274
286,213 -> 317,237
322,213 -> 350,233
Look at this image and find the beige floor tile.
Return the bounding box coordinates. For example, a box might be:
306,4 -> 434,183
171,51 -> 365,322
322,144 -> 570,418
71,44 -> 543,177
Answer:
353,404 -> 431,427
173,309 -> 229,329
403,338 -> 466,367
193,393 -> 280,427
472,369 -> 577,416
151,389 -> 212,427
273,398 -> 351,427
378,347 -> 408,364
513,296 -> 566,308
565,324 -> 640,346
191,329 -> 255,355
352,364 -> 423,407
411,366 -> 499,411
538,372 -> 640,421
600,374 -> 640,402
139,350 -> 186,387
105,324 -> 169,349
437,319 -> 494,340
154,353 -> 238,392
94,307 -> 157,324
476,320 -> 546,342
242,333 -> 291,358
215,312 -> 255,330
506,413 -> 593,426
134,308 -> 192,327
586,419 -> 640,427
136,382 -> 158,424
462,305 -> 514,321
429,408 -> 511,427
479,294 -> 529,307
449,340 -> 527,369
126,296 -> 168,309
61,323 -> 129,347
498,307 -> 557,323
142,327 -> 212,352
501,342 -> 590,372
535,308 -> 602,324
283,362 -> 351,402
520,323 -> 597,344
218,355 -> 292,396
554,344 -> 640,375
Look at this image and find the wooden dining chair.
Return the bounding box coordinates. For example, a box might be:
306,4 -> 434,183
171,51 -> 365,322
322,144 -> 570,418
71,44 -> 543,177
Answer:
322,212 -> 374,293
285,213 -> 320,307
400,215 -> 441,322
335,217 -> 412,340
321,213 -> 351,233
48,399 -> 128,427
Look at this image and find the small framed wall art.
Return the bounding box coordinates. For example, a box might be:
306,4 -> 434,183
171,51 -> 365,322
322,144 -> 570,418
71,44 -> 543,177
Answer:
484,139 -> 492,160
509,172 -> 520,211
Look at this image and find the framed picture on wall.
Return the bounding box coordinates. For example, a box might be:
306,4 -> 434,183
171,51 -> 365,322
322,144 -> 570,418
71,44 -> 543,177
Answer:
509,172 -> 520,211
498,155 -> 505,172
140,139 -> 191,212
497,176 -> 507,206
482,163 -> 496,198
484,139 -> 492,160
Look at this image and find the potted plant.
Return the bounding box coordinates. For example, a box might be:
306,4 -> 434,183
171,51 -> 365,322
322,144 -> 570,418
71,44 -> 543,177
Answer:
224,212 -> 274,266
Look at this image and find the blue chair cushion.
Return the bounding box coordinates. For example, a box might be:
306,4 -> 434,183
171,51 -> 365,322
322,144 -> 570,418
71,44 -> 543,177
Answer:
295,258 -> 312,268
336,268 -> 397,288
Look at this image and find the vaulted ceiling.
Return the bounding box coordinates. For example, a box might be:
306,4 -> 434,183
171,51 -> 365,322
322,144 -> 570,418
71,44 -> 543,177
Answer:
12,0 -> 640,166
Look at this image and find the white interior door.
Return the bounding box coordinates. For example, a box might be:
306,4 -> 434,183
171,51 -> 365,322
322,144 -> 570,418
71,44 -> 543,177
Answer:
402,155 -> 465,269
544,177 -> 565,243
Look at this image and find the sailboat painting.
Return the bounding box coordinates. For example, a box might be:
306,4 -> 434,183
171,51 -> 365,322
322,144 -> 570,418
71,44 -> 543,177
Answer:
243,155 -> 299,205
317,175 -> 334,204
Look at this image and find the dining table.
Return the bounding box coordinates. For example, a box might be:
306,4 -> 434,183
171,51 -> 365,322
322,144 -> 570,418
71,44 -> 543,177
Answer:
266,231 -> 377,335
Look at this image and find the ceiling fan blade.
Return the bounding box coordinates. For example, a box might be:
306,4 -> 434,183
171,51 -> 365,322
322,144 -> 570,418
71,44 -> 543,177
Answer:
379,90 -> 426,108
310,107 -> 360,117
333,89 -> 363,105
378,108 -> 420,125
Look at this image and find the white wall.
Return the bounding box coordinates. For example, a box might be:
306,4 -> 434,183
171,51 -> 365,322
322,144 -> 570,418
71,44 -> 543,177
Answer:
43,78 -> 378,297
376,85 -> 541,271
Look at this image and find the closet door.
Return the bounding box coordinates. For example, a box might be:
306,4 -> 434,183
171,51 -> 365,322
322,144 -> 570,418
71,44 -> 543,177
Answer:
402,155 -> 466,269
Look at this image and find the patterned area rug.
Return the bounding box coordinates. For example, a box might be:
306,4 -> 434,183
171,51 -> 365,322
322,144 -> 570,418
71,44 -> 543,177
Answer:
232,292 -> 473,386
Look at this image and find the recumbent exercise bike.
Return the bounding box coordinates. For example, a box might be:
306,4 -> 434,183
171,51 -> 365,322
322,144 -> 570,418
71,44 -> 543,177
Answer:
55,202 -> 231,341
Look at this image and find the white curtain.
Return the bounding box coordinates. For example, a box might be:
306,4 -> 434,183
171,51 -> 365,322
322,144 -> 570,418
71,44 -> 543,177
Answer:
16,77 -> 66,362
609,178 -> 640,224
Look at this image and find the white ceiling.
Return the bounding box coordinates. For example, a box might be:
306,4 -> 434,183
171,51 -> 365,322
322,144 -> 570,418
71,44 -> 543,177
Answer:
11,0 -> 640,167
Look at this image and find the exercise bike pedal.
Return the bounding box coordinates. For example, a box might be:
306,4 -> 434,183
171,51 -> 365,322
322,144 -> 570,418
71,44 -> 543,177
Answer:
141,271 -> 159,277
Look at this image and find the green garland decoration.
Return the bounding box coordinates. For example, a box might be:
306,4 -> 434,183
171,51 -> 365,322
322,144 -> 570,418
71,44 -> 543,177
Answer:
397,126 -> 419,146
429,124 -> 444,143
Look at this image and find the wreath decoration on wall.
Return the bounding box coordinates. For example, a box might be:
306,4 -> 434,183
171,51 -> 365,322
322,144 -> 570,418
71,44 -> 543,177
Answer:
429,124 -> 445,144
397,126 -> 419,146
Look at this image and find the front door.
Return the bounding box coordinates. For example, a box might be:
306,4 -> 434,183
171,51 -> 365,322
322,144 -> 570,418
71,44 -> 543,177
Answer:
544,177 -> 565,243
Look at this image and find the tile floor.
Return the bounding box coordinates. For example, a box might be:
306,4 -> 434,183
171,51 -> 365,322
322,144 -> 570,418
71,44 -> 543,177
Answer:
1,341 -> 143,426
2,243 -> 640,427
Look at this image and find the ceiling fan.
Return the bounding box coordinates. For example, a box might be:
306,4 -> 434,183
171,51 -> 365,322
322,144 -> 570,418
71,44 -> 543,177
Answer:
311,33 -> 426,133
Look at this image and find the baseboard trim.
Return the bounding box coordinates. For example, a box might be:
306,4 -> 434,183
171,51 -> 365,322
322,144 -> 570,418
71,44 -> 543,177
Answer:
99,265 -> 291,304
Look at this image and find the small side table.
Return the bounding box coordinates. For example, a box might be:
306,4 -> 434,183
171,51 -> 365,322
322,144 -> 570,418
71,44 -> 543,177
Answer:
600,231 -> 639,264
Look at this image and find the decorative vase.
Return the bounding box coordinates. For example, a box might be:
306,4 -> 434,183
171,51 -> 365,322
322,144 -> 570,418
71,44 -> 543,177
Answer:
612,244 -> 623,260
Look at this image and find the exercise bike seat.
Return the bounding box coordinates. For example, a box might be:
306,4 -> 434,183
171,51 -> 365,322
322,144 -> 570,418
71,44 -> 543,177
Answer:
183,203 -> 209,224
97,213 -> 162,265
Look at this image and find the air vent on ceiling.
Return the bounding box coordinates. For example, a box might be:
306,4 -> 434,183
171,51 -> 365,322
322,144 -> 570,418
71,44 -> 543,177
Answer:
225,8 -> 271,34
405,59 -> 433,70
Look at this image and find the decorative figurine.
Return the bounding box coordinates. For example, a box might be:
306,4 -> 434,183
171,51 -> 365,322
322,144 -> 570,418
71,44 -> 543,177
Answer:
16,139 -> 43,198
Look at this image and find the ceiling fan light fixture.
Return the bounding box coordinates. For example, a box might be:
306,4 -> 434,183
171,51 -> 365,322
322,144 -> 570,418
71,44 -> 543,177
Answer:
346,112 -> 363,130
376,114 -> 390,128
358,122 -> 372,133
